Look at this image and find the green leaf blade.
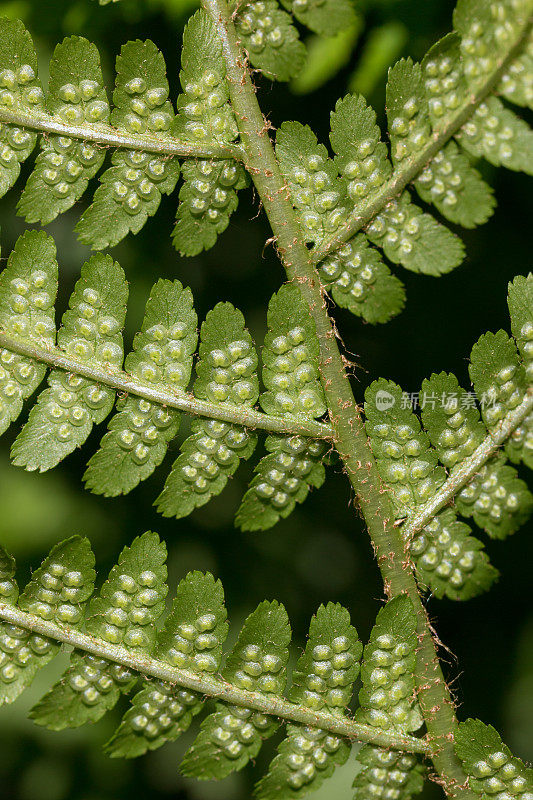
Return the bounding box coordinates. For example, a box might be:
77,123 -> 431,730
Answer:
365,379 -> 445,518
172,10 -> 243,256
256,724 -> 350,799
386,58 -> 431,167
457,97 -> 533,176
0,231 -> 58,436
276,121 -> 347,246
0,536 -> 95,706
410,508 -> 498,601
0,18 -> 43,199
261,283 -> 325,418
76,39 -> 179,250
319,234 -> 406,324
508,273 -> 533,380
356,594 -> 421,734
175,9 -> 237,144
330,93 -> 392,207
11,254 -> 128,472
415,142 -> 496,229
237,434 -> 326,531
106,571 -> 228,758
236,1 -> 306,82
281,0 -> 357,37
455,718 -> 533,799
172,159 -> 247,257
0,544 -> 18,606
469,330 -> 527,431
84,280 -> 197,497
353,745 -> 426,800
180,600 -> 290,780
420,372 -> 485,469
498,45 -> 533,109
456,454 -> 533,539
237,284 -> 327,531
365,194 -> 465,276
453,0 -> 531,93
256,603 -> 361,799
30,532 -> 167,729
157,302 -> 259,518
17,36 -> 109,225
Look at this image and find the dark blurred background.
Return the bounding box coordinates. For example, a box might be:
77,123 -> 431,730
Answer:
0,0 -> 532,797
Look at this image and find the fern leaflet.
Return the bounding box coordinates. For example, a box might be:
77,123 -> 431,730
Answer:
364,274 -> 533,600
0,535 -> 429,792
0,0 -> 531,323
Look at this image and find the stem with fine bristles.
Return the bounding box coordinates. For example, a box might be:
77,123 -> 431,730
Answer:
0,602 -> 430,755
200,1 -> 481,796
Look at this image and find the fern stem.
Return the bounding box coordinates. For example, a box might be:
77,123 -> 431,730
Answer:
312,15 -> 532,263
401,390 -> 533,543
0,331 -> 332,438
0,602 -> 430,755
0,107 -> 244,160
201,1 -> 476,796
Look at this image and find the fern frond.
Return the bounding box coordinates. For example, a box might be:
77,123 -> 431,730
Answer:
455,718 -> 533,800
364,274 -> 533,600
29,531 -> 167,729
0,19 -> 44,198
0,232 -> 331,522
233,0 -> 355,82
234,0 -> 306,81
171,10 -> 249,256
353,747 -> 426,800
0,1 -> 531,328
0,0 -> 530,321
281,0 -> 356,37
236,283 -> 328,531
0,544 -> 17,606
356,595 -> 422,733
255,602 -> 361,798
308,0 -> 533,321
0,536 -> 430,782
351,595 -> 425,800
106,570 -> 228,758
0,230 -> 58,437
0,14 -> 243,254
0,536 -> 95,705
10,253 -> 128,471
75,40 -> 181,250
95,0 -> 351,80
83,279 -> 197,497
155,302 -> 259,518
16,36 -> 109,226
181,599 -> 291,779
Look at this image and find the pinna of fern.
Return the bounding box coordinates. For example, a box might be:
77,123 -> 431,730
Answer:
1,533 -> 531,800
0,230 -> 331,533
0,0 -> 532,322
364,273 -> 533,601
0,530 -> 428,799
0,231 -> 532,605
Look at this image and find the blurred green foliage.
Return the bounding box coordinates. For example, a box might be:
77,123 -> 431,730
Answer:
0,0 -> 531,798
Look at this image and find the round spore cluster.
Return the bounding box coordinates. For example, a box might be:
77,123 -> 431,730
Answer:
236,1 -> 286,54
281,724 -> 345,792
67,654 -> 134,708
253,435 -> 327,513
361,632 -> 415,731
410,513 -> 480,594
354,745 -> 423,800
469,748 -> 532,800
179,421 -> 254,497
266,327 -> 325,417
